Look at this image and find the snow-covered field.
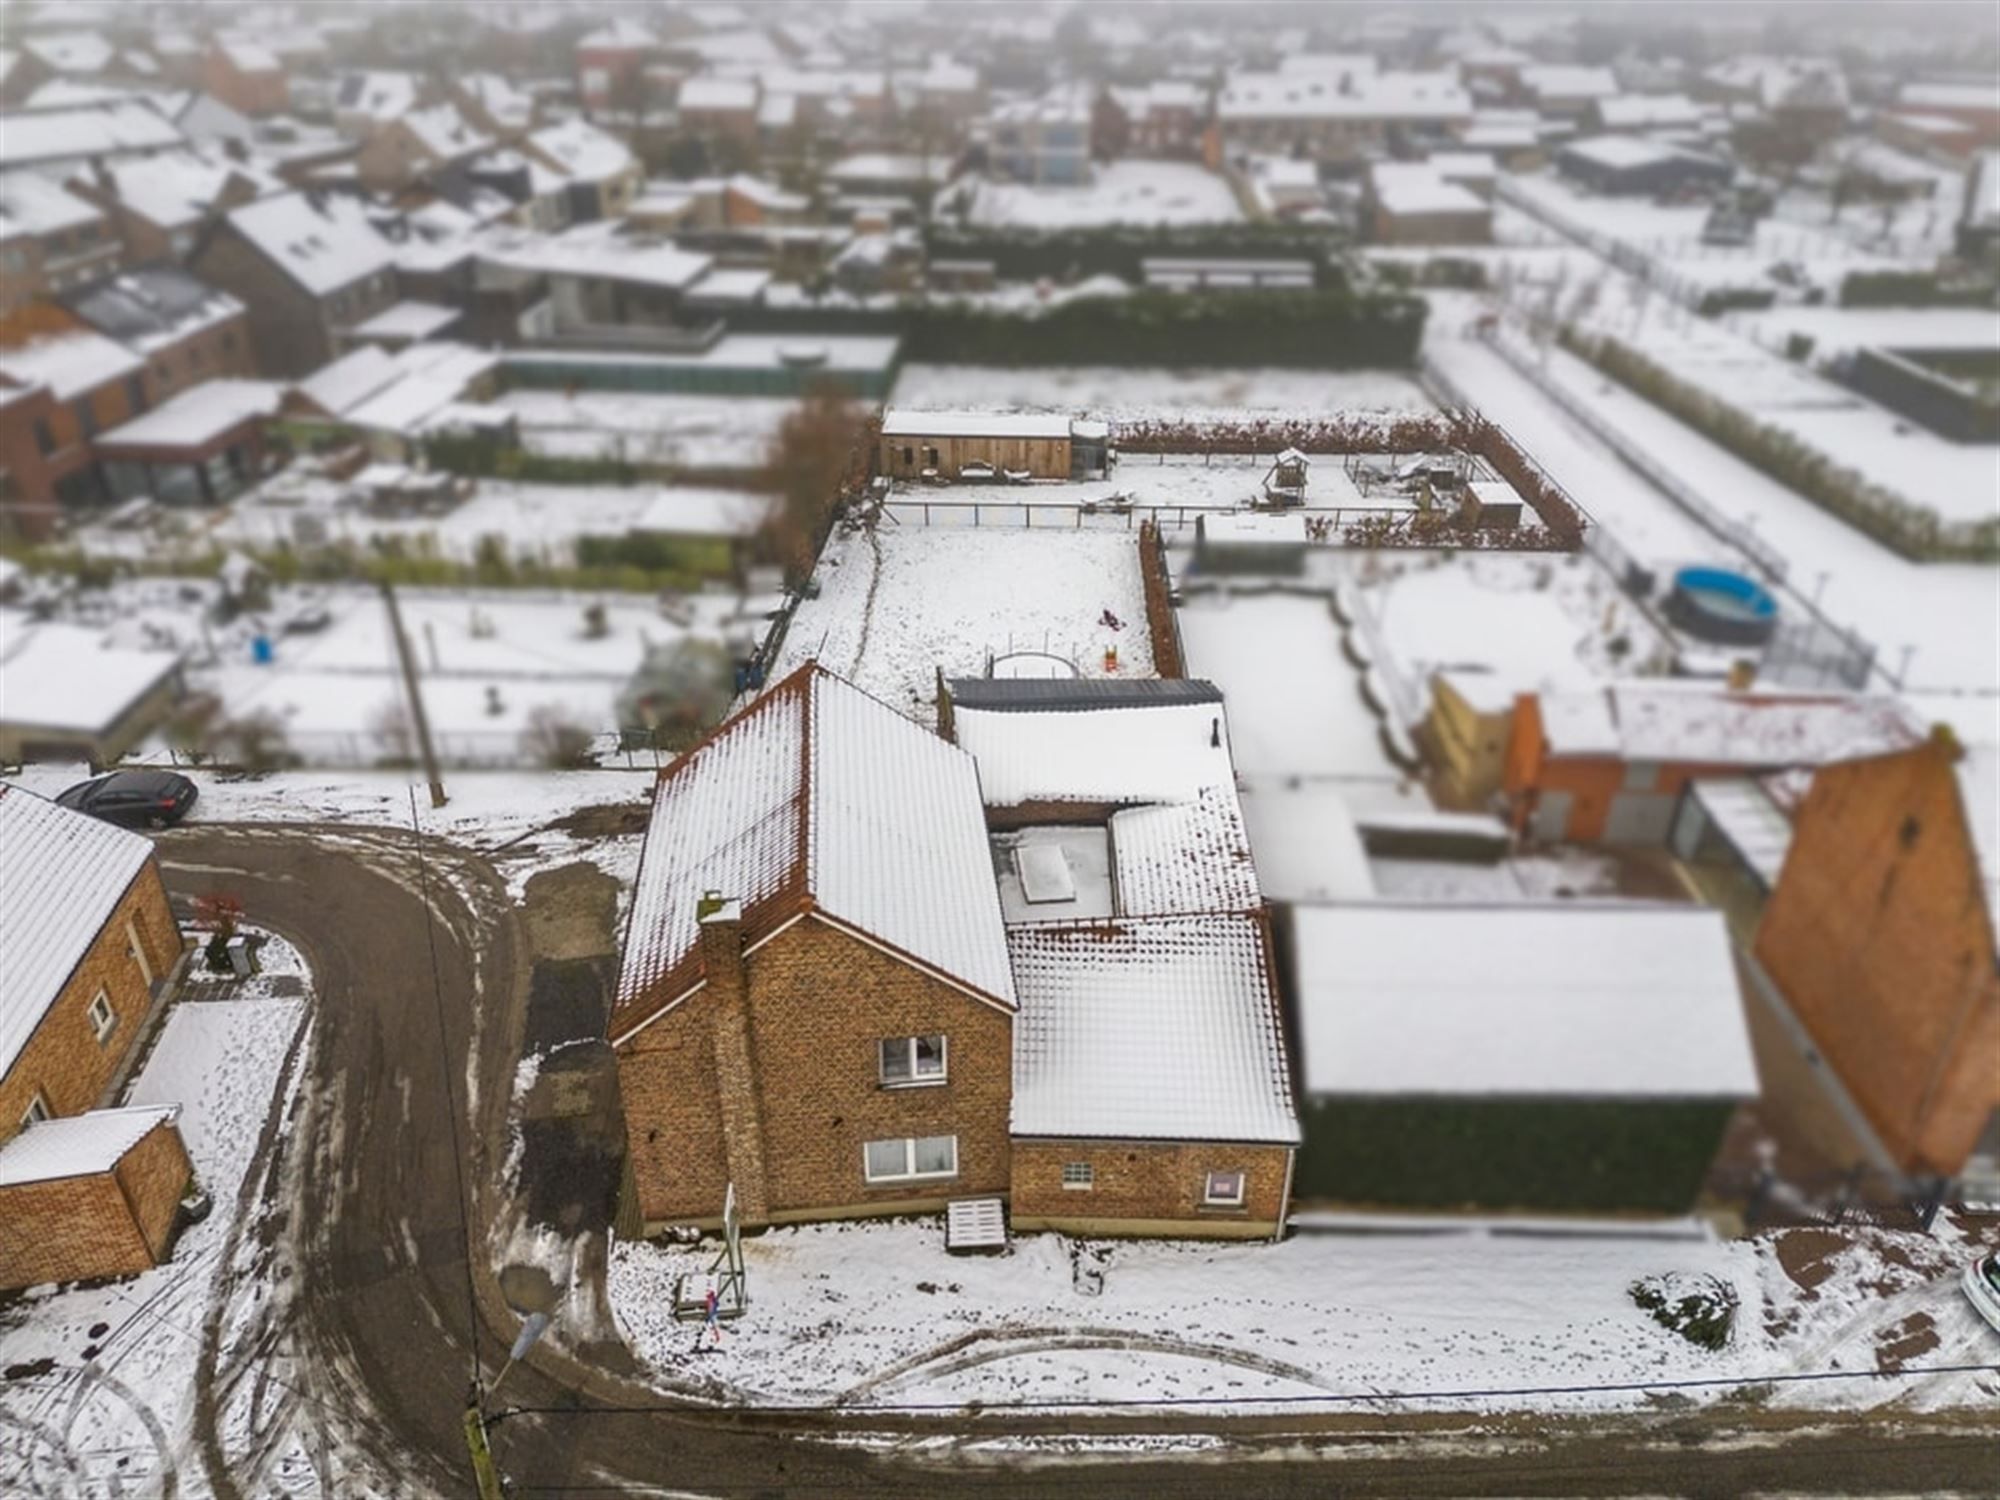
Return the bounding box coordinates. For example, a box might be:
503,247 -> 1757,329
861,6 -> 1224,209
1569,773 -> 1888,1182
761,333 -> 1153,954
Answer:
608,1215 -> 2000,1415
0,975 -> 309,1496
774,527 -> 1154,724
955,160 -> 1244,230
891,364 -> 1433,423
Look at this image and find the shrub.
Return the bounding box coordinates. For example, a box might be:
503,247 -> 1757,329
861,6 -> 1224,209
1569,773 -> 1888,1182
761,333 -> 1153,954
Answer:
520,706 -> 596,769
1630,1272 -> 1738,1351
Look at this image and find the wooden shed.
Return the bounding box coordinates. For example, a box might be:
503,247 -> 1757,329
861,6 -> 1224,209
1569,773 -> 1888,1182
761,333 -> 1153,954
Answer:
879,409 -> 1074,480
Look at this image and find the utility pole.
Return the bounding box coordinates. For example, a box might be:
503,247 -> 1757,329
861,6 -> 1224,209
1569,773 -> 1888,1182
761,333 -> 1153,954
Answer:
462,1395 -> 504,1500
381,581 -> 447,808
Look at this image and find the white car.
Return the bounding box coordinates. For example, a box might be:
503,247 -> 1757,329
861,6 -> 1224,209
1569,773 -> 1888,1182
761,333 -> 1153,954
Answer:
1964,1249 -> 2000,1335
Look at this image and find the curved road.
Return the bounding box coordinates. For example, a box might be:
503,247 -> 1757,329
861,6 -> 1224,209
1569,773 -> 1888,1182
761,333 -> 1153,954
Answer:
159,825 -> 2000,1499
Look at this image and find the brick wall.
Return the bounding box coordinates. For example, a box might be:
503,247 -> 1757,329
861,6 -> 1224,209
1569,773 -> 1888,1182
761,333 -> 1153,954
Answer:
191,227 -> 333,378
0,1119 -> 191,1289
1137,521 -> 1185,678
1011,1139 -> 1291,1237
1754,740 -> 2000,1173
0,863 -> 181,1138
619,912 -> 1014,1229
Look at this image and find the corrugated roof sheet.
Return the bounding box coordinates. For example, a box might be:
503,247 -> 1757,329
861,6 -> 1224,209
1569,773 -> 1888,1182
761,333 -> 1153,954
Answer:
0,786 -> 155,1079
1009,913 -> 1298,1144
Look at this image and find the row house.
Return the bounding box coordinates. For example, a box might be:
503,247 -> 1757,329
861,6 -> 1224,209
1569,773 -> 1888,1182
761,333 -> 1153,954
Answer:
576,17 -> 661,114
202,36 -> 288,117
1097,80 -> 1209,159
521,118 -> 645,222
0,100 -> 186,180
69,148 -> 279,265
1208,68 -> 1472,167
611,666 -> 1299,1241
61,264 -> 253,400
677,75 -> 763,154
0,786 -> 193,1292
0,175 -> 122,314
190,191 -> 398,377
355,104 -> 496,193
0,305 -> 149,529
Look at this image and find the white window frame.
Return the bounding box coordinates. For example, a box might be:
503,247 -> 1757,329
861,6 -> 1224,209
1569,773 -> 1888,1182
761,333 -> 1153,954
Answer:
862,1134 -> 958,1184
127,918 -> 153,986
87,989 -> 117,1044
21,1092 -> 51,1130
1202,1168 -> 1247,1208
1061,1160 -> 1094,1191
878,1034 -> 947,1088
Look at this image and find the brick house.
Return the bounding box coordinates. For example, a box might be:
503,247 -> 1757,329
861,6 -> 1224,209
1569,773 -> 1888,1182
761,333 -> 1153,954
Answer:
0,173 -> 122,313
611,664 -> 1019,1232
519,119 -> 644,222
355,105 -> 495,193
0,305 -> 150,527
190,191 -> 398,377
676,76 -> 762,155
0,785 -> 195,1289
1504,684 -> 1922,844
201,38 -> 287,117
1752,733 -> 2000,1178
62,264 -> 254,399
575,18 -> 659,115
70,149 -> 279,266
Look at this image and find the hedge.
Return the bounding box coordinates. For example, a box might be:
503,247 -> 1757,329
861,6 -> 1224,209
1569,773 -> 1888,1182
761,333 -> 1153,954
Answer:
1840,269 -> 2000,309
1294,1096 -> 1736,1214
1563,327 -> 2000,563
923,220 -> 1350,285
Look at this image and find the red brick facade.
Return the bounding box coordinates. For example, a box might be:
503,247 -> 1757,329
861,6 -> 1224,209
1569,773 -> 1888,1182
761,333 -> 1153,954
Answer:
1010,1139 -> 1292,1238
0,863 -> 181,1139
618,911 -> 1014,1230
1754,738 -> 2000,1174
0,1117 -> 192,1289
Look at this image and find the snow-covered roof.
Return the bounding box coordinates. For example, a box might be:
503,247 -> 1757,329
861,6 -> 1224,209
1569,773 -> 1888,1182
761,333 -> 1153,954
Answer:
349,299 -> 463,342
1595,93 -> 1706,130
340,343 -> 497,435
334,69 -> 420,125
1218,69 -> 1470,123
23,31 -> 115,75
0,1105 -> 179,1187
293,343 -> 400,415
0,101 -> 183,167
474,220 -> 712,291
679,75 -> 759,112
95,378 -> 284,450
92,147 -> 280,232
614,663 -> 1016,1034
826,152 -> 954,186
1559,133 -> 1689,171
1370,163 -> 1488,217
224,191 -> 394,296
216,35 -> 282,74
1690,778 -> 1795,889
398,104 -> 493,162
1009,913 -> 1298,1144
578,17 -> 659,51
528,118 -> 636,184
0,786 -> 157,1082
458,73 -> 536,131
952,690 -> 1234,809
1520,65 -> 1618,102
1900,81 -> 1997,113
1538,686 -> 1924,768
1198,511 -> 1309,545
64,264 -> 244,355
0,173 -> 101,239
724,173 -> 808,211
1290,903 -> 1760,1099
0,622 -> 180,734
881,409 -> 1071,440
1109,785 -> 1261,916
0,328 -> 143,403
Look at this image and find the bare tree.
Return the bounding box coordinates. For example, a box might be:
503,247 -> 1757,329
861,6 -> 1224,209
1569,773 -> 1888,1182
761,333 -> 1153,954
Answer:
521,705 -> 596,769
758,385 -> 875,588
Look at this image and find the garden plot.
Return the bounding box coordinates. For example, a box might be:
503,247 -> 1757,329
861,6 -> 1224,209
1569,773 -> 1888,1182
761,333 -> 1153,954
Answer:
954,160 -> 1244,230
891,364 -> 1432,423
496,388 -> 796,473
607,1214 -> 2000,1416
773,527 -> 1153,725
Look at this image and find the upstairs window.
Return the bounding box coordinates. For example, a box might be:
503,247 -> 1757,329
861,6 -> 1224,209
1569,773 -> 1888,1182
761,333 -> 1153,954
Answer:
87,990 -> 117,1044
20,1092 -> 51,1130
879,1034 -> 946,1087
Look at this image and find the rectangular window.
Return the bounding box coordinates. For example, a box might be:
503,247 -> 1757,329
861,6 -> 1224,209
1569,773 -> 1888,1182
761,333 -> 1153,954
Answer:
863,1134 -> 958,1183
87,990 -> 117,1043
21,1092 -> 51,1129
1203,1169 -> 1246,1207
1062,1160 -> 1094,1190
32,419 -> 56,457
878,1034 -> 946,1087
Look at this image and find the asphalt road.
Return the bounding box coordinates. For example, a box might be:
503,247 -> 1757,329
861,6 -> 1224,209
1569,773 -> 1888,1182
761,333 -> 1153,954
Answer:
158,825 -> 2000,1500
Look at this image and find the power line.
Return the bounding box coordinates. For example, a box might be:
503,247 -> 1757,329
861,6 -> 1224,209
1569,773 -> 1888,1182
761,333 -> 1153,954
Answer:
490,1357 -> 2000,1422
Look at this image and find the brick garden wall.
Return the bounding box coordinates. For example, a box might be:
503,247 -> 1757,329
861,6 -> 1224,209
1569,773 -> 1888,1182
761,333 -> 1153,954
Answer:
0,865 -> 182,1139
1010,1139 -> 1291,1237
1136,521 -> 1185,678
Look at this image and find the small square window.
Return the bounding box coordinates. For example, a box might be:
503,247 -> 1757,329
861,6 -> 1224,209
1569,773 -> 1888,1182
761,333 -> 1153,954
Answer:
87,991 -> 117,1043
1061,1161 -> 1094,1190
1203,1169 -> 1246,1207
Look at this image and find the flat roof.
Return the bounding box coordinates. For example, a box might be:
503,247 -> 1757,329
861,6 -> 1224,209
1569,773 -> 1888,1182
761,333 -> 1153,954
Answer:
882,409 -> 1072,440
1289,903 -> 1759,1100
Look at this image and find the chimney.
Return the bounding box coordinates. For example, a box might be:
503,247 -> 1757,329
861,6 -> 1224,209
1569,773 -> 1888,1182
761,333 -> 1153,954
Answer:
698,893 -> 769,1224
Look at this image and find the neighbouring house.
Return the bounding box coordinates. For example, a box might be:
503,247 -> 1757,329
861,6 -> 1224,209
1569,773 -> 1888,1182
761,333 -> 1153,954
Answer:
1209,64 -> 1472,168
92,377 -> 284,505
61,264 -> 254,401
0,100 -> 185,179
0,785 -> 192,1290
1517,65 -> 1619,118
576,17 -> 659,115
721,173 -> 810,228
1281,902 -> 1759,1213
450,72 -> 538,137
1503,684 -> 1922,844
0,623 -> 185,764
610,663 -> 1020,1232
677,75 -> 762,154
201,36 -> 287,116
879,409 -> 1084,481
1098,80 -> 1209,159
520,118 -> 643,221
1556,134 -> 1734,197
330,70 -> 425,140
1367,162 -> 1492,243
190,191 -> 398,377
69,147 -> 280,265
1894,82 -> 2000,146
0,305 -> 150,523
355,104 -> 495,192
822,152 -> 956,208
1750,733 -> 2000,1181
989,85 -> 1095,186
0,174 -> 122,311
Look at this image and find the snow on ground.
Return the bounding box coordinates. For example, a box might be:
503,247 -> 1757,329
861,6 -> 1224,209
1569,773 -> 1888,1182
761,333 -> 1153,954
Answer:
0,980 -> 308,1495
495,388 -> 796,472
773,527 -> 1153,725
956,160 -> 1244,230
608,1215 -> 1999,1415
891,364 -> 1433,423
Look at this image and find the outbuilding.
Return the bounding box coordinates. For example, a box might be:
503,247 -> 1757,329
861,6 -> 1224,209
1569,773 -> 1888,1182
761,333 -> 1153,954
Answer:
1281,902 -> 1759,1213
879,409 -> 1081,481
1556,134 -> 1733,197
0,1105 -> 191,1289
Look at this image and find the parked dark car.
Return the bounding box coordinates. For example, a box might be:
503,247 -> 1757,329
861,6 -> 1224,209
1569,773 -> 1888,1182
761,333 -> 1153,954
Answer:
55,770 -> 199,829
